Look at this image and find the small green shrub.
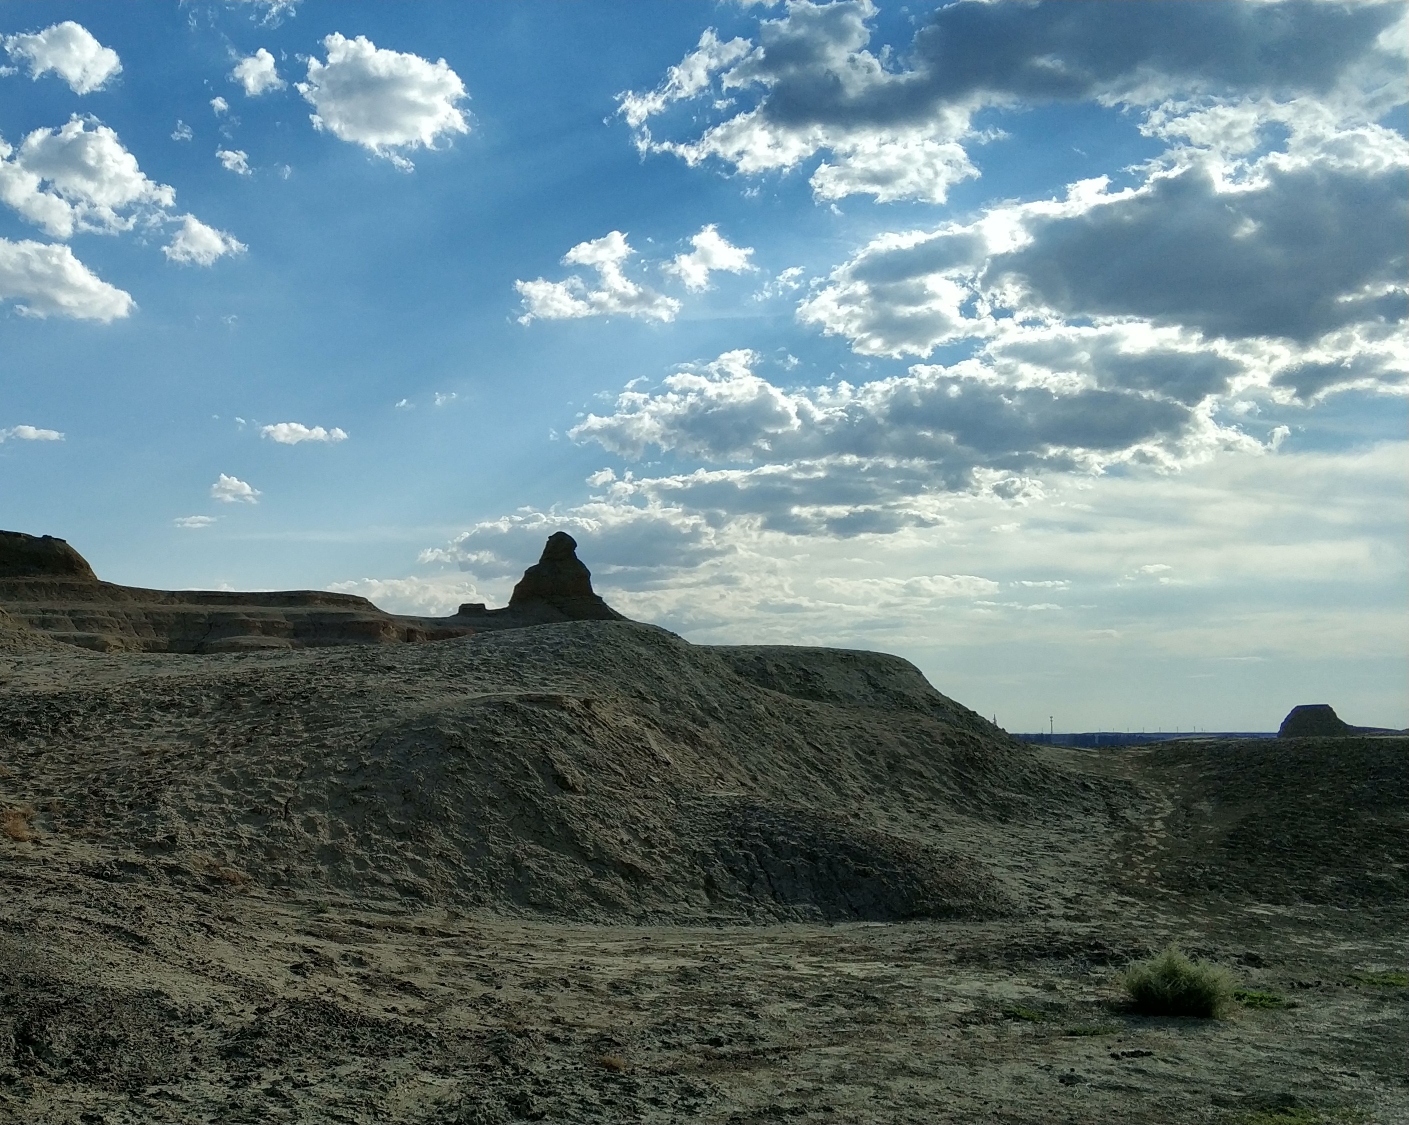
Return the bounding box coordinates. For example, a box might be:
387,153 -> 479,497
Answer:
1349,969 -> 1408,988
1233,988 -> 1293,1010
1001,1004 -> 1047,1022
1120,944 -> 1234,1018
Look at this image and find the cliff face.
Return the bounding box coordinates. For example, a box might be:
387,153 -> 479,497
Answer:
0,531 -> 98,581
507,531 -> 625,621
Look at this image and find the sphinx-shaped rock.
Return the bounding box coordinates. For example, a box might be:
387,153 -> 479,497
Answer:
508,532 -> 624,621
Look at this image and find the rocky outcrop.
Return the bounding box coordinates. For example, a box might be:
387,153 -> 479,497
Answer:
506,532 -> 624,621
1278,704 -> 1353,738
0,528 -> 629,653
0,531 -> 98,580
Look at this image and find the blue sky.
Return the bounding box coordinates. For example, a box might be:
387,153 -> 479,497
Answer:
1,0 -> 1404,731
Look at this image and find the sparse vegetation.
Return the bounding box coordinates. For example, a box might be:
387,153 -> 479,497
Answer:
595,1054 -> 627,1073
1348,969 -> 1408,988
1,806 -> 34,841
1001,1004 -> 1047,1022
1120,945 -> 1234,1018
1233,988 -> 1294,1010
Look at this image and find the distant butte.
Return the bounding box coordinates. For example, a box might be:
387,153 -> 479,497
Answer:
0,527 -> 626,654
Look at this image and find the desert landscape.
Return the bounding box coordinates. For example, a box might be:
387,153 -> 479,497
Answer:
0,529 -> 1403,1125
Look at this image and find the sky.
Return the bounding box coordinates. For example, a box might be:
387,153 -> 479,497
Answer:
0,0 -> 1404,733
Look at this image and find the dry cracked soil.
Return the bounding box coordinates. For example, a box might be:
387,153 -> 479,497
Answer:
0,619 -> 1405,1124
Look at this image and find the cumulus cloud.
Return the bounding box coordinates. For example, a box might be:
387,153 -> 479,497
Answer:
231,48 -> 285,96
216,149 -> 252,176
260,422 -> 348,444
210,96 -> 229,116
173,515 -> 216,529
163,215 -> 246,266
620,0 -> 1404,203
515,231 -> 680,323
0,424 -> 63,442
211,473 -> 260,503
171,120 -> 193,142
4,21 -> 121,95
663,225 -> 755,291
0,238 -> 133,320
563,348 -> 1268,536
297,33 -> 468,167
0,116 -> 176,239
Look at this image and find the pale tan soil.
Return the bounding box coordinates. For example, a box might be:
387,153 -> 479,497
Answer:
0,623 -> 1405,1124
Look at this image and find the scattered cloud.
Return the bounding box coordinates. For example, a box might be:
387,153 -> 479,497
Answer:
0,115 -> 176,239
0,424 -> 64,442
433,392 -> 457,408
4,21 -> 121,95
515,230 -> 680,323
326,574 -> 487,617
231,47 -> 285,96
163,215 -> 246,266
171,120 -> 193,142
210,96 -> 229,116
216,148 -> 251,175
0,237 -> 133,320
663,224 -> 755,291
226,0 -> 301,27
210,473 -> 260,503
173,515 -> 216,529
619,0 -> 1405,204
260,422 -> 348,444
297,33 -> 468,168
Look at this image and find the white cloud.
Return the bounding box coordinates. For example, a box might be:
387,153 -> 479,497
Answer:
231,48 -> 285,96
211,96 -> 229,116
0,424 -> 64,442
565,347 -> 1272,535
226,0 -> 301,27
173,515 -> 216,529
620,0 -> 1405,204
171,120 -> 193,142
0,116 -> 176,239
260,422 -> 348,444
4,21 -> 121,95
326,574 -> 487,617
211,473 -> 260,503
516,231 -> 680,323
433,392 -> 457,408
216,148 -> 251,176
0,238 -> 133,320
663,225 -> 755,291
163,215 -> 246,266
297,33 -> 468,166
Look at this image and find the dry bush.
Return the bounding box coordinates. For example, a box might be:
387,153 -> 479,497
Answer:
1,807 -> 34,841
1121,944 -> 1235,1018
596,1054 -> 627,1073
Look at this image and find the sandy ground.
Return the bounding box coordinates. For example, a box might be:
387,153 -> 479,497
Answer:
1,623 -> 1405,1124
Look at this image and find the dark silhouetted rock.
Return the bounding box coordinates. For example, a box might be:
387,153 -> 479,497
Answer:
1278,704 -> 1353,738
508,532 -> 624,621
0,530 -> 98,580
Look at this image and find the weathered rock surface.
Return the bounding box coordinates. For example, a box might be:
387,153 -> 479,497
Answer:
1279,703 -> 1354,738
507,531 -> 625,621
0,529 -> 625,653
0,531 -> 97,580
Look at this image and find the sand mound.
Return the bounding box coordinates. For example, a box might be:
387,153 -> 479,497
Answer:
0,620 -> 1098,922
1120,735 -> 1409,907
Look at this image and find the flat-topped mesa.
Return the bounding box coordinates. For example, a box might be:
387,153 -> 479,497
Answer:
0,530 -> 98,581
1278,704 -> 1352,738
505,532 -> 625,622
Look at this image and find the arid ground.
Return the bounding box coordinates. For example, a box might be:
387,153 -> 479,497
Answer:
1,612 -> 1405,1124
